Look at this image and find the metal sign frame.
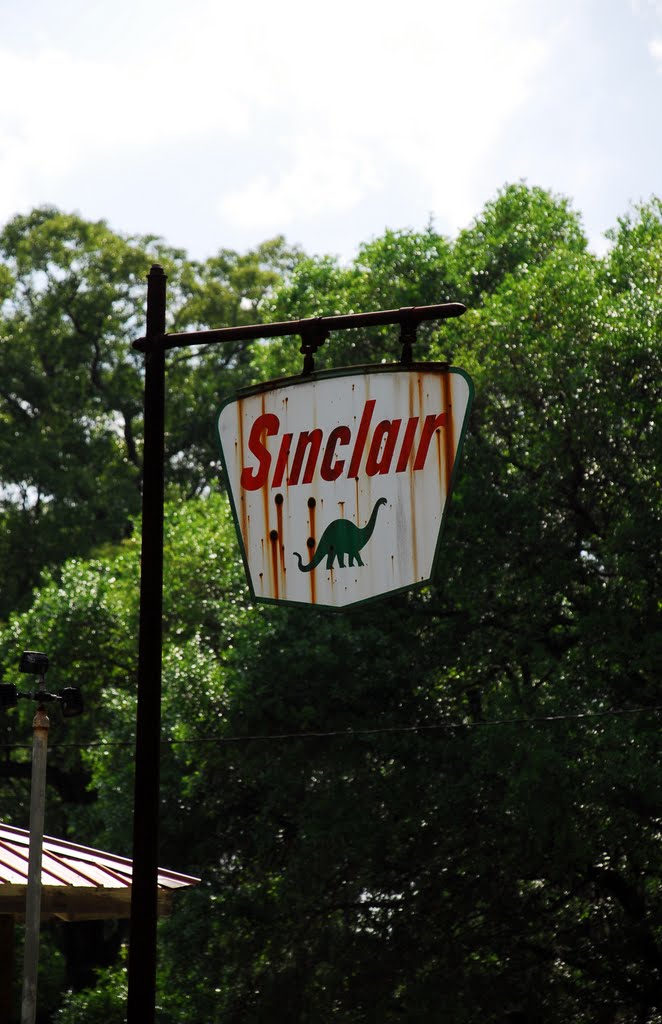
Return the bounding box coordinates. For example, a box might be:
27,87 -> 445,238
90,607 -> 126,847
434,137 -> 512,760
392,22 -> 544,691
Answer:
127,264 -> 467,1022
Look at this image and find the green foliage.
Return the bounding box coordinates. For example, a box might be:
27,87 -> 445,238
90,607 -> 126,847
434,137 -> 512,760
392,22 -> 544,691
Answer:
55,957 -> 127,1024
0,208 -> 167,616
2,187 -> 662,1022
253,226 -> 458,383
0,211 -> 301,614
453,182 -> 587,303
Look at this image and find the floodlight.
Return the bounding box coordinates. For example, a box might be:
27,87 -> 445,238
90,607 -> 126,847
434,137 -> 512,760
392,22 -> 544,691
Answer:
0,683 -> 18,709
19,652 -> 49,676
60,687 -> 84,719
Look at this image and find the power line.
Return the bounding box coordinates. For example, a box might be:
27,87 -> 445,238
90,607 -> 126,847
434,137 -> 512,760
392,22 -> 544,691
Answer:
2,703 -> 661,752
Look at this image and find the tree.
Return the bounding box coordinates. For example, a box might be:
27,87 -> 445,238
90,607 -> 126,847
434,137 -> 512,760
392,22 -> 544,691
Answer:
0,208 -> 172,616
452,181 -> 588,303
252,225 -> 458,384
2,187 -> 661,1022
0,210 -> 300,616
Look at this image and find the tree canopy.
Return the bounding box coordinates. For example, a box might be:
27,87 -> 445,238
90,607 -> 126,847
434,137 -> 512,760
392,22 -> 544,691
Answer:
0,184 -> 661,1022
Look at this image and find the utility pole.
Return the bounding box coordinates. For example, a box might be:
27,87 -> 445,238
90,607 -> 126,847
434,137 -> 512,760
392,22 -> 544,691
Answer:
0,651 -> 84,1024
20,704 -> 49,1024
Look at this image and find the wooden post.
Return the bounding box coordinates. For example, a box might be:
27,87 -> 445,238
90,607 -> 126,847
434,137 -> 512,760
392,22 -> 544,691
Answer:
21,706 -> 49,1024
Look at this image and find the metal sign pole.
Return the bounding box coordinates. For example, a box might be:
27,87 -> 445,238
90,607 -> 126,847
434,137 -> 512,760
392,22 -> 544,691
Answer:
127,264 -> 166,1024
20,705 -> 49,1024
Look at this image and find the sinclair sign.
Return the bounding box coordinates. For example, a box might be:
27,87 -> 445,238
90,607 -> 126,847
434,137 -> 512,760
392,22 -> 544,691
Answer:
216,364 -> 473,609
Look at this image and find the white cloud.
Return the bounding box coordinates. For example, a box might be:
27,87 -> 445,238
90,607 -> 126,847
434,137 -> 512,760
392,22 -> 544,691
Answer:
213,0 -> 549,233
0,37 -> 250,223
632,0 -> 662,67
220,136 -> 383,228
630,0 -> 662,20
0,0 -> 583,249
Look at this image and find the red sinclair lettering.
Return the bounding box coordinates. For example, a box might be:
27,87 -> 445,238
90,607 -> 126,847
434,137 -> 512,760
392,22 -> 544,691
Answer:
366,418 -> 402,476
347,399 -> 375,477
321,425 -> 351,481
240,403 -> 448,491
289,429 -> 323,485
396,417 -> 419,472
271,432 -> 293,488
240,412 -> 278,489
413,412 -> 448,471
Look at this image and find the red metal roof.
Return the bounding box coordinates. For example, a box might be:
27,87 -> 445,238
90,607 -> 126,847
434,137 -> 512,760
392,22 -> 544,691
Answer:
0,823 -> 200,921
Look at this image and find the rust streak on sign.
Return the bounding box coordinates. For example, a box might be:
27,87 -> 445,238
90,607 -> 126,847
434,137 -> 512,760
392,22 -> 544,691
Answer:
409,372 -> 421,581
237,406 -> 249,549
276,494 -> 286,575
442,369 -> 455,495
269,527 -> 280,601
307,496 -> 317,605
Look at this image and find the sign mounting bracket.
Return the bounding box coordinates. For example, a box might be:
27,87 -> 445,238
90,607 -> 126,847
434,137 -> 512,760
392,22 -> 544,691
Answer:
398,307 -> 418,366
299,318 -> 330,375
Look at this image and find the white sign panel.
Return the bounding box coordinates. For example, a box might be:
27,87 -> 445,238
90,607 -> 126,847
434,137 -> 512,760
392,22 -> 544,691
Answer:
216,365 -> 473,609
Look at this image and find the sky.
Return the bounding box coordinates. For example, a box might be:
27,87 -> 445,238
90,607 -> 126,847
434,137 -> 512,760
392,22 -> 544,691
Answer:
1,0 -> 662,263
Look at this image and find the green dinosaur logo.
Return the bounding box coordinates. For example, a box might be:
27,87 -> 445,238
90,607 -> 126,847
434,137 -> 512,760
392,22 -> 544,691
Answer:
293,497 -> 387,572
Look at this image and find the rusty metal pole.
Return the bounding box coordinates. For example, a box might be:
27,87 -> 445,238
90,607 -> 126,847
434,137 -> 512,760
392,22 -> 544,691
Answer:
20,705 -> 49,1024
127,264 -> 166,1024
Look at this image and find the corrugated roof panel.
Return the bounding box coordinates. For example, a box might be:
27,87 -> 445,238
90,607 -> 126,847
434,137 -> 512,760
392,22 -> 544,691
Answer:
0,823 -> 199,892
0,839 -> 30,883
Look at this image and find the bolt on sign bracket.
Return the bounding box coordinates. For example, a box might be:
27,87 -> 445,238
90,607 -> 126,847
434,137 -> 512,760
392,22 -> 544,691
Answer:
299,319 -> 330,375
398,308 -> 418,366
